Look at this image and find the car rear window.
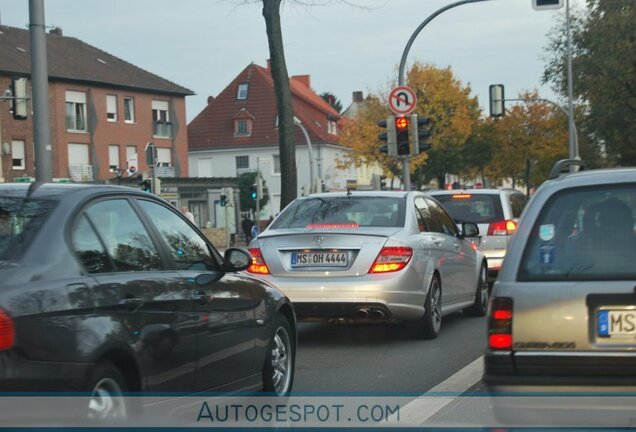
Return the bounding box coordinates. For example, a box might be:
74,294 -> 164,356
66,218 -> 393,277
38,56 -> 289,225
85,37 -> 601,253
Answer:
519,184 -> 636,281
271,196 -> 406,229
432,193 -> 504,224
0,197 -> 56,261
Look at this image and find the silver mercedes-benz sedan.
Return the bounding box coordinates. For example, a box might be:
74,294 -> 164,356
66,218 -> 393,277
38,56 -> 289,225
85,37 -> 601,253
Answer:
246,191 -> 488,339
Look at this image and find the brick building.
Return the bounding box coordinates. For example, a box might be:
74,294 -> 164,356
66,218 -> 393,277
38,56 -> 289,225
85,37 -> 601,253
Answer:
0,25 -> 193,183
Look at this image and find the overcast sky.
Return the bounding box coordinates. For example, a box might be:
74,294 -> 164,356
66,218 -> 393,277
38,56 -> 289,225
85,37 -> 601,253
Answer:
0,0 -> 586,122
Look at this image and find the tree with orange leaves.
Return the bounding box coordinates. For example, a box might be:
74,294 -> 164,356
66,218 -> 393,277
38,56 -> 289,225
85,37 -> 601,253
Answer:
339,62 -> 480,189
489,91 -> 569,189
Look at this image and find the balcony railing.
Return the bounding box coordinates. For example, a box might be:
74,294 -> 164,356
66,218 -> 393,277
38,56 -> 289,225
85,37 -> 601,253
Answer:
68,164 -> 94,182
153,122 -> 173,138
154,166 -> 176,178
65,115 -> 87,132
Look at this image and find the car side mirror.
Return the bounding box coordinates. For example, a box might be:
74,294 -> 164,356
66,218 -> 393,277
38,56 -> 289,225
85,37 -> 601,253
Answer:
462,222 -> 480,238
224,248 -> 251,272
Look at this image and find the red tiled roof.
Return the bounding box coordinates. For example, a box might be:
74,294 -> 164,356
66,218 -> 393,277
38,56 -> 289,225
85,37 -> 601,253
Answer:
188,63 -> 341,151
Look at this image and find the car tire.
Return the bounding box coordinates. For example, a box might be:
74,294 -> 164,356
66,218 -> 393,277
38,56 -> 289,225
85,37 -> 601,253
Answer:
262,315 -> 295,395
86,361 -> 128,421
464,262 -> 489,317
419,275 -> 442,340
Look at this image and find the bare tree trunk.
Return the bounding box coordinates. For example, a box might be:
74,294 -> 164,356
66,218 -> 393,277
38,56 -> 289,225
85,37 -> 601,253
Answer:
262,0 -> 297,210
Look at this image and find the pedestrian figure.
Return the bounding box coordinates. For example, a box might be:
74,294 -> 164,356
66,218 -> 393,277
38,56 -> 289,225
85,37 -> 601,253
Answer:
181,206 -> 195,224
242,215 -> 255,243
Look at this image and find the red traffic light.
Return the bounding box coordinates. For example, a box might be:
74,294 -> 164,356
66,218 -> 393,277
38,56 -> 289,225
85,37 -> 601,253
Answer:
395,117 -> 409,130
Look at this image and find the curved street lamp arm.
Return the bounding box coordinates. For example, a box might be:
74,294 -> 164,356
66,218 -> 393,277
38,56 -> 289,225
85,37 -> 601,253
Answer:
398,0 -> 493,86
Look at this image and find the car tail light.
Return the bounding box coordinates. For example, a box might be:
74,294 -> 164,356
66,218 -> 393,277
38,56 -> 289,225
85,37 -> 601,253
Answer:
0,308 -> 15,351
369,247 -> 412,274
488,297 -> 513,350
247,248 -> 270,275
487,220 -> 517,236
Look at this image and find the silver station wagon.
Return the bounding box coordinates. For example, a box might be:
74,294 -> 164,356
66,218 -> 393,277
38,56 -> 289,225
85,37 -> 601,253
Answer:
247,191 -> 488,339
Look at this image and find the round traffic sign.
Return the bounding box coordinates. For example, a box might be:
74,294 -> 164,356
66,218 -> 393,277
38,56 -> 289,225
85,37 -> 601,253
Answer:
388,86 -> 417,115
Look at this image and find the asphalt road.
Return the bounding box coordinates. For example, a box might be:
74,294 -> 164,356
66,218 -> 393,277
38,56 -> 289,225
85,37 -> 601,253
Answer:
293,312 -> 488,394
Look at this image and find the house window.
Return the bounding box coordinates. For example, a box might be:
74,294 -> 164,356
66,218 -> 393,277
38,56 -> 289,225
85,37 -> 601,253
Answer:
157,148 -> 171,167
123,97 -> 135,123
237,83 -> 249,100
234,119 -> 252,137
108,145 -> 120,171
11,140 -> 25,170
65,91 -> 87,132
152,100 -> 171,138
327,120 -> 338,135
106,95 -> 117,122
272,155 -> 281,174
236,155 -> 249,171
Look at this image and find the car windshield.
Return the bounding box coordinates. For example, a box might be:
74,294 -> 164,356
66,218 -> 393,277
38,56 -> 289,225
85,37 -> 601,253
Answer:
433,193 -> 504,225
519,184 -> 636,281
271,196 -> 406,229
0,197 -> 56,261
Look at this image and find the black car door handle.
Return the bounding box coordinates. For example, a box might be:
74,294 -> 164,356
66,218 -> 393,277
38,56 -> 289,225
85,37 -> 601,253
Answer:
119,297 -> 144,311
194,291 -> 213,305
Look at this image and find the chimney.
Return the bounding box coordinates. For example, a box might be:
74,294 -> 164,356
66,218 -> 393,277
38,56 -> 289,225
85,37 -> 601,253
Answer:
207,96 -> 215,105
352,91 -> 364,103
292,75 -> 311,88
49,27 -> 63,36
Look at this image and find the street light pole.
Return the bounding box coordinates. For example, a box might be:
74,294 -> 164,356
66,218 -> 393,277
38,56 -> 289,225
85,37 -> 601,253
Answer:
294,118 -> 315,194
565,0 -> 578,161
397,0 -> 493,190
29,0 -> 53,182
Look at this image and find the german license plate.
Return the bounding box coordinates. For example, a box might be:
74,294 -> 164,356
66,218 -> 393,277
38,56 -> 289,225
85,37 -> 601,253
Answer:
598,310 -> 636,337
291,251 -> 347,267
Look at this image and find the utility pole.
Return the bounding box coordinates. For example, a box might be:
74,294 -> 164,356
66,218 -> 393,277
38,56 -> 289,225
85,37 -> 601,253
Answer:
29,0 -> 53,182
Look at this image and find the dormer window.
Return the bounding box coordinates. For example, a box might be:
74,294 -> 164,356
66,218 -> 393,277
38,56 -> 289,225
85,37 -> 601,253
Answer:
234,119 -> 252,137
327,119 -> 338,135
237,83 -> 249,100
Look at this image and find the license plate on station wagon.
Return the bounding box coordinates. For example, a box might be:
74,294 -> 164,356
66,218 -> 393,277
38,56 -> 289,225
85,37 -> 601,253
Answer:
598,310 -> 636,337
291,251 -> 348,267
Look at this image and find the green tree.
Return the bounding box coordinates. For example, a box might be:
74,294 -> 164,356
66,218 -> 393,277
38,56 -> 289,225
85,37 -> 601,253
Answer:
320,92 -> 343,113
238,172 -> 270,213
543,0 -> 636,165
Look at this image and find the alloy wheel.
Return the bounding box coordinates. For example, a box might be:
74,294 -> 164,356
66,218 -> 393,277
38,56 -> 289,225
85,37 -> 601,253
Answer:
431,280 -> 442,333
271,326 -> 292,394
88,377 -> 127,420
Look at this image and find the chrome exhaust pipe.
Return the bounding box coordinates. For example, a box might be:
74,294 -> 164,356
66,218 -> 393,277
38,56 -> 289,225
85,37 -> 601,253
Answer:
354,308 -> 370,319
369,309 -> 386,320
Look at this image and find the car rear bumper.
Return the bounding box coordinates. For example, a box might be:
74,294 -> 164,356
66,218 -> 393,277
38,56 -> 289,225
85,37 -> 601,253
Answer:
485,350 -> 636,390
0,351 -> 90,392
254,272 -> 429,322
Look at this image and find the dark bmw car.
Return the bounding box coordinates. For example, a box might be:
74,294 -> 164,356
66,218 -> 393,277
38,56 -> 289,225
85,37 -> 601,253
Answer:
0,183 -> 296,419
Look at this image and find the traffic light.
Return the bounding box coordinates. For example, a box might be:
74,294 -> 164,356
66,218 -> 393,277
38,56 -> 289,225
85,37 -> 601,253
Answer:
395,116 -> 410,156
140,179 -> 152,193
410,114 -> 432,156
220,194 -> 228,207
489,84 -> 505,118
249,184 -> 257,200
378,117 -> 397,156
532,0 -> 563,10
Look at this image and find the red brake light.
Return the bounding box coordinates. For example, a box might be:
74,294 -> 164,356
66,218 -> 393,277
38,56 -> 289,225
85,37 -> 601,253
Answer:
247,248 -> 270,275
487,220 -> 517,236
0,309 -> 15,351
369,247 -> 412,274
489,334 -> 512,350
452,194 -> 472,200
488,297 -> 513,350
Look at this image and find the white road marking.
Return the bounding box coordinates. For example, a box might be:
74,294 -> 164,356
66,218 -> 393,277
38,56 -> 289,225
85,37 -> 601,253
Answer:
389,355 -> 484,424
